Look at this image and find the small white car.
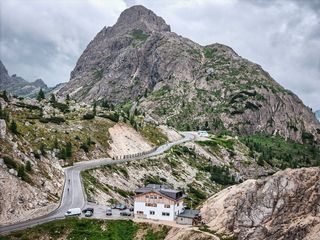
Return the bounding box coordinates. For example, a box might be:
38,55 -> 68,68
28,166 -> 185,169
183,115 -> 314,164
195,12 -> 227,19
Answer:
65,208 -> 81,217
84,210 -> 93,217
106,207 -> 112,216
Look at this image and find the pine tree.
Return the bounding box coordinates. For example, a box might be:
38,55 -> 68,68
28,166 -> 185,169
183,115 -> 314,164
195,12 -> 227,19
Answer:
50,93 -> 56,103
53,137 -> 59,149
40,143 -> 46,156
1,90 -> 9,102
65,142 -> 72,158
26,161 -> 32,172
93,101 -> 97,116
9,120 -> 18,134
18,165 -> 26,179
37,88 -> 45,101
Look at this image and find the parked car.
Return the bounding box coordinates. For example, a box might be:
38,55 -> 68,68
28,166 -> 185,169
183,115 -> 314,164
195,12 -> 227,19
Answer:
106,207 -> 112,216
114,204 -> 127,210
84,210 -> 93,217
65,208 -> 81,217
82,207 -> 94,213
120,211 -> 131,216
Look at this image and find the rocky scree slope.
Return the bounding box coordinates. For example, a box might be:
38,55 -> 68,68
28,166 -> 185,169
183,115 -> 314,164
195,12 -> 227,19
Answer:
200,167 -> 320,240
0,60 -> 49,98
58,5 -> 320,143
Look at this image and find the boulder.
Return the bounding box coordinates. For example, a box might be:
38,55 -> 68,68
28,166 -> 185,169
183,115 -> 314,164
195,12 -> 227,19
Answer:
8,168 -> 18,176
0,119 -> 6,139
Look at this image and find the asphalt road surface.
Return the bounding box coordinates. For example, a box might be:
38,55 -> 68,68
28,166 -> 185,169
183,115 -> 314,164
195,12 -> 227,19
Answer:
0,132 -> 196,234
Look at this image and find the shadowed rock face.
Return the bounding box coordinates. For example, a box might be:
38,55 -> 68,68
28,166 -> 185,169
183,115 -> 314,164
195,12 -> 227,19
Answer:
58,5 -> 320,142
200,167 -> 320,240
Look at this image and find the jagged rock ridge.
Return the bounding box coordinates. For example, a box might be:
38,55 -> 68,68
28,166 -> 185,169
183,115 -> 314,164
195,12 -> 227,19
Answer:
0,60 -> 49,97
58,5 -> 320,142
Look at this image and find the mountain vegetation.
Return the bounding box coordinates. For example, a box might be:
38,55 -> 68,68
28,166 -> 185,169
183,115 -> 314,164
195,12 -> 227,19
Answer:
0,219 -> 171,240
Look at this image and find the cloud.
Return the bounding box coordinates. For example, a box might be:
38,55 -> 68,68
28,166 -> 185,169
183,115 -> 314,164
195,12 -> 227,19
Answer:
0,0 -> 127,85
0,0 -> 319,110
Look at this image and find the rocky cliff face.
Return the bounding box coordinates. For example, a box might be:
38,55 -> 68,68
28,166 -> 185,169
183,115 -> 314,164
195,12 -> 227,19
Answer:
200,167 -> 320,240
58,5 -> 320,143
0,60 -> 48,97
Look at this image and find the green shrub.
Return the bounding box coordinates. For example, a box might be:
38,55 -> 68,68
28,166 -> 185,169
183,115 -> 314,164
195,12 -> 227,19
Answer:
33,151 -> 41,159
131,29 -> 149,41
99,112 -> 119,122
80,137 -> 93,153
0,106 -> 10,122
40,143 -> 46,156
9,120 -> 19,134
302,132 -> 314,142
82,113 -> 95,120
40,117 -> 65,124
17,165 -> 26,179
203,165 -> 236,185
57,142 -> 72,160
3,156 -> 17,169
143,175 -> 162,185
51,101 -> 69,113
14,102 -> 41,110
26,161 -> 32,172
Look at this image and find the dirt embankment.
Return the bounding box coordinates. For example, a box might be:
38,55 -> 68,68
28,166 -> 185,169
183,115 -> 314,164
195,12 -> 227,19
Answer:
107,123 -> 153,158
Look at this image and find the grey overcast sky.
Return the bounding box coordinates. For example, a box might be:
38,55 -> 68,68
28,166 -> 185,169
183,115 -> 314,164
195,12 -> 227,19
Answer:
0,0 -> 319,109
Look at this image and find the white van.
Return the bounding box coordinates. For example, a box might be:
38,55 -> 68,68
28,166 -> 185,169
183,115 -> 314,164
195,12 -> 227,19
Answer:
65,208 -> 81,217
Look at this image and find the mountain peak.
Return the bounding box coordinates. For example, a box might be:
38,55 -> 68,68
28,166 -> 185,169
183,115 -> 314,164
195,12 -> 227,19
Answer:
114,5 -> 170,34
0,60 -> 8,76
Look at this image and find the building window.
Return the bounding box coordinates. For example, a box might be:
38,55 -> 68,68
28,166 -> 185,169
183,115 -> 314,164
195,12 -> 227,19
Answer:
162,212 -> 170,216
146,195 -> 149,198
137,211 -> 144,214
159,196 -> 162,199
164,204 -> 170,208
145,203 -> 157,207
150,211 -> 155,215
177,203 -> 179,206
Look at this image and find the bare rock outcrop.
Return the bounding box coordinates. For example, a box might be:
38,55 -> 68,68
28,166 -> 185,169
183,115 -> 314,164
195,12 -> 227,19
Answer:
0,119 -> 6,139
200,167 -> 320,240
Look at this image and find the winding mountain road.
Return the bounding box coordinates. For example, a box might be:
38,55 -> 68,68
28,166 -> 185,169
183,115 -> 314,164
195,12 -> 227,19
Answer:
0,132 -> 196,234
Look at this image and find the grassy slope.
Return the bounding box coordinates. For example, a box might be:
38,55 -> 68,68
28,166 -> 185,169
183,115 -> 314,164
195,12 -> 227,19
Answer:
0,219 -> 170,240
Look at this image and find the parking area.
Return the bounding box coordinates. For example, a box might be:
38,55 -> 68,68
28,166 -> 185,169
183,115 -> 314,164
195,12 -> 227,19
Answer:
80,203 -> 134,220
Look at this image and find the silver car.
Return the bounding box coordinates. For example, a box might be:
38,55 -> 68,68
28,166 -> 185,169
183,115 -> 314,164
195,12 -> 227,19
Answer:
84,210 -> 93,217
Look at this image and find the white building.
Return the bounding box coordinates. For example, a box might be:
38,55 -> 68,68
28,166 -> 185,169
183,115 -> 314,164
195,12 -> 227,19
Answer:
134,184 -> 185,221
198,130 -> 209,137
